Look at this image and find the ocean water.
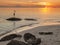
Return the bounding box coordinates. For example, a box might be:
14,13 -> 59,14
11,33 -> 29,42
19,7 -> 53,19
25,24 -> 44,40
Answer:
0,8 -> 60,35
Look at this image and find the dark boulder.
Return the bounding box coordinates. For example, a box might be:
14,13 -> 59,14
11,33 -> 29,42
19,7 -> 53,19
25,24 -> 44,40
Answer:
7,40 -> 27,45
0,34 -> 22,42
24,33 -> 36,42
27,38 -> 41,45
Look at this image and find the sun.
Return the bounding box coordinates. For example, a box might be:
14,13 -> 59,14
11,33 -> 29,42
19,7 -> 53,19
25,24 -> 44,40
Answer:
38,2 -> 51,6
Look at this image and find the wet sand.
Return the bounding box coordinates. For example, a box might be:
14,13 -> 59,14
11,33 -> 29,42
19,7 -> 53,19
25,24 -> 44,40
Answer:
0,24 -> 60,45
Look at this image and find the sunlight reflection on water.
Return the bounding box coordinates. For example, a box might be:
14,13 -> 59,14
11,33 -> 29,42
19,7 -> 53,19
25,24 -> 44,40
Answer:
0,8 -> 60,34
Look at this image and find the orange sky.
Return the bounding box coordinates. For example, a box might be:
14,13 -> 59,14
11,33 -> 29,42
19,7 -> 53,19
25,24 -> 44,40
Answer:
0,0 -> 60,7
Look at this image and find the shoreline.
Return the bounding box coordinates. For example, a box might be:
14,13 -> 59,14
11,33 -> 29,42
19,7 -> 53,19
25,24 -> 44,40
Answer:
0,23 -> 60,39
0,24 -> 60,45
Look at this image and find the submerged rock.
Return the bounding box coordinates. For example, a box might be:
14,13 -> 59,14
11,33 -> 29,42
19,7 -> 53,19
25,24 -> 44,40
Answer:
24,18 -> 37,21
6,17 -> 22,21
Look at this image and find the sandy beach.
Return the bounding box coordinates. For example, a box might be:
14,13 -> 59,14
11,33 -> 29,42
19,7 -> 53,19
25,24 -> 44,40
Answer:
0,24 -> 60,45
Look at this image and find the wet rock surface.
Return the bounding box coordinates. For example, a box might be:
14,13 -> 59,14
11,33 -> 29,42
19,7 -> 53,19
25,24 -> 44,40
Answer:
7,33 -> 41,45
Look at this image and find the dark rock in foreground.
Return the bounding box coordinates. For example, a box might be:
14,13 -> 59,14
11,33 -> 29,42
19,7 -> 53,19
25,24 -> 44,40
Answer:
24,33 -> 36,42
24,33 -> 41,45
0,34 -> 22,42
7,40 -> 27,45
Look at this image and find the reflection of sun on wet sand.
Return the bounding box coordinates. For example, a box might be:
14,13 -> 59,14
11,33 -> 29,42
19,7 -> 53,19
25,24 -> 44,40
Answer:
0,24 -> 60,45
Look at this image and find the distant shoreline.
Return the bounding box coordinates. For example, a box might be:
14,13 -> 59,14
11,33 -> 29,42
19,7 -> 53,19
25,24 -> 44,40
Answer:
0,6 -> 45,8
